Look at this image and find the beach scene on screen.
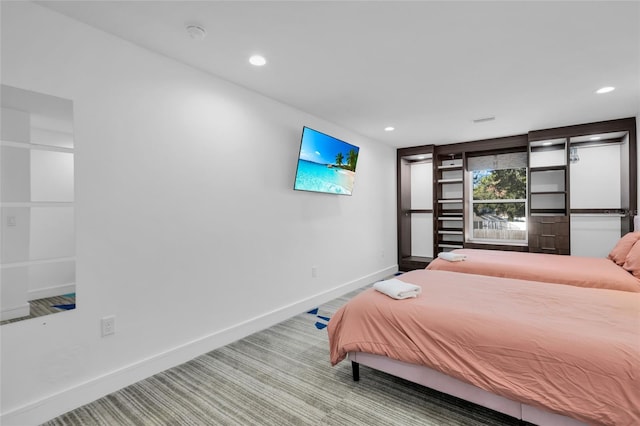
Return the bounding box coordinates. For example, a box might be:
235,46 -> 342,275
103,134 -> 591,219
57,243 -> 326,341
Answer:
294,128 -> 359,195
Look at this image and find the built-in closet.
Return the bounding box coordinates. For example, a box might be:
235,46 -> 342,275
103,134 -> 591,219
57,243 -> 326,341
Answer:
396,117 -> 637,271
396,146 -> 434,272
529,118 -> 636,258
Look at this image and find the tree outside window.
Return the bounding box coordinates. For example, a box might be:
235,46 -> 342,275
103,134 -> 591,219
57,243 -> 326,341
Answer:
471,168 -> 527,243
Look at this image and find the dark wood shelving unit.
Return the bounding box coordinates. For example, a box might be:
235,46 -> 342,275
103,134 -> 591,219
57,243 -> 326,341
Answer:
397,145 -> 435,271
527,138 -> 570,254
397,117 -> 636,263
434,153 -> 464,253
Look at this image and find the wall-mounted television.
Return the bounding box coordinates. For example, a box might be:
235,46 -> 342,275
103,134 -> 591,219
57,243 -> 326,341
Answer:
293,126 -> 360,195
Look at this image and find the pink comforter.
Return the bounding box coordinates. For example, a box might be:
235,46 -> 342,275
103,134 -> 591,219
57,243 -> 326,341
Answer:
426,248 -> 640,292
328,270 -> 640,425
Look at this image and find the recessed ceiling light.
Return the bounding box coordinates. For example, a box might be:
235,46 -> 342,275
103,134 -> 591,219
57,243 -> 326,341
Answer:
384,126 -> 395,132
185,25 -> 206,40
596,86 -> 615,94
249,55 -> 267,66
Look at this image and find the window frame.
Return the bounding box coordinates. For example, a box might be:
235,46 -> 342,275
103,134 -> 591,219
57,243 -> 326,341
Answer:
466,162 -> 528,246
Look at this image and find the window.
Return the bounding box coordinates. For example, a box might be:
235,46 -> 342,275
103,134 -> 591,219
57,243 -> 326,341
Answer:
468,152 -> 527,244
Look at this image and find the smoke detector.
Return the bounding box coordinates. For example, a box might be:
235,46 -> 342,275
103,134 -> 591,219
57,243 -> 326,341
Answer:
186,25 -> 206,40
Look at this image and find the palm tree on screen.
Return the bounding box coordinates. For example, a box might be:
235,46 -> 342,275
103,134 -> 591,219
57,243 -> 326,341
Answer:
347,149 -> 358,171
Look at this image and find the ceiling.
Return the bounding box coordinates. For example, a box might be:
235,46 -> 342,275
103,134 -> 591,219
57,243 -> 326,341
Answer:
35,1 -> 640,148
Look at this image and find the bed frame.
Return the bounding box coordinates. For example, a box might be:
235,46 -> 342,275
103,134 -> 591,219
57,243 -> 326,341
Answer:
344,221 -> 640,424
349,352 -> 587,426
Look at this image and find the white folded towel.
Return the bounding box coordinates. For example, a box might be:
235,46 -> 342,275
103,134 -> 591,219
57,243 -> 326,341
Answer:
373,278 -> 421,300
438,252 -> 467,262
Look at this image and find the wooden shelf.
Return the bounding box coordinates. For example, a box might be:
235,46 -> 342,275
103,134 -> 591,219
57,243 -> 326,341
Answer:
530,191 -> 567,195
399,256 -> 433,271
401,256 -> 433,263
530,165 -> 566,172
405,209 -> 434,214
438,243 -> 463,249
531,208 -> 567,213
528,137 -> 570,254
435,151 -> 465,257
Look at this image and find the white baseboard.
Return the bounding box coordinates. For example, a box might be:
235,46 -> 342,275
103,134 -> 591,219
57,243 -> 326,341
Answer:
0,303 -> 30,321
1,265 -> 397,426
28,283 -> 75,301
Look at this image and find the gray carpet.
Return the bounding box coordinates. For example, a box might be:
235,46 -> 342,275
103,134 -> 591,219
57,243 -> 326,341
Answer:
1,294 -> 76,326
42,287 -> 529,426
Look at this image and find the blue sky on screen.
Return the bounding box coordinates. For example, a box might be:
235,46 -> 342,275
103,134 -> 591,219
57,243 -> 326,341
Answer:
298,127 -> 359,165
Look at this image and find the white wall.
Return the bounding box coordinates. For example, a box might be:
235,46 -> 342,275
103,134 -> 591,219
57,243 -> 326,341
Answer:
409,162 -> 433,257
0,3 -> 397,424
569,143 -> 623,256
570,216 -> 621,257
570,143 -> 621,209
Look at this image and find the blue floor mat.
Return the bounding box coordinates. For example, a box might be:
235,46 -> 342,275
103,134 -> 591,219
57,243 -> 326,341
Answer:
52,303 -> 76,310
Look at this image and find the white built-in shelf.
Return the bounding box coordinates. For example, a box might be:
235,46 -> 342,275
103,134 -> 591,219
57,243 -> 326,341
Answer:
437,178 -> 463,183
1,140 -> 74,153
1,201 -> 74,207
438,199 -> 463,203
1,256 -> 76,269
530,191 -> 566,195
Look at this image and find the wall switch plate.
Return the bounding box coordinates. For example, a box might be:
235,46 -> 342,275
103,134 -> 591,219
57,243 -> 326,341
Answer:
101,316 -> 115,337
311,266 -> 319,278
7,216 -> 16,227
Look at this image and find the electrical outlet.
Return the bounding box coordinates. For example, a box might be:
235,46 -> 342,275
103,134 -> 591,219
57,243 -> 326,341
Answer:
101,316 -> 115,337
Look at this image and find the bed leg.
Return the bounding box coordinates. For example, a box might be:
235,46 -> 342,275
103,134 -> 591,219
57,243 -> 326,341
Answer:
351,361 -> 360,381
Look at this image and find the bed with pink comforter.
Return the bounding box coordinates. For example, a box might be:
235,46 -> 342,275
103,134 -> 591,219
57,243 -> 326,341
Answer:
426,248 -> 640,292
328,269 -> 640,425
